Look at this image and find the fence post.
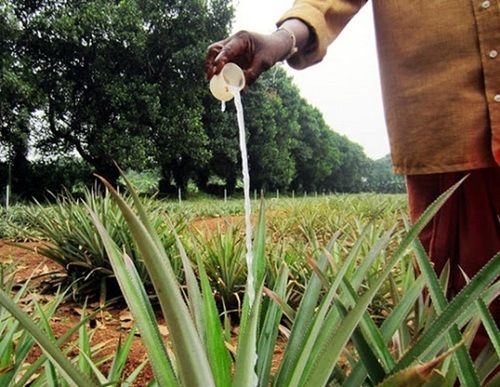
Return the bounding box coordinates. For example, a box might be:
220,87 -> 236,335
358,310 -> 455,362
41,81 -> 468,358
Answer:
5,184 -> 10,211
5,161 -> 11,211
292,190 -> 295,199
178,188 -> 182,203
224,188 -> 227,203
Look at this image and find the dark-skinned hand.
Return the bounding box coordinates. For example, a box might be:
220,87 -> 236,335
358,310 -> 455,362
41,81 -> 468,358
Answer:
205,30 -> 293,86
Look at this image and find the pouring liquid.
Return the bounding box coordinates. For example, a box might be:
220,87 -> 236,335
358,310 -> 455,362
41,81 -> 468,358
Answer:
229,86 -> 255,306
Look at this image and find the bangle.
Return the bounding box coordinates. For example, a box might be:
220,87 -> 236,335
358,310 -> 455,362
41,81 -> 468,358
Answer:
276,26 -> 298,60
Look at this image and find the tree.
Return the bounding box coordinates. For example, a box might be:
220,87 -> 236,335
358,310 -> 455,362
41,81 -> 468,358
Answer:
142,0 -> 234,194
202,66 -> 371,194
326,133 -> 371,192
243,68 -> 300,191
0,1 -> 38,198
244,67 -> 371,193
199,95 -> 239,194
9,0 -> 157,186
291,103 -> 341,192
366,154 -> 405,193
8,0 -> 234,189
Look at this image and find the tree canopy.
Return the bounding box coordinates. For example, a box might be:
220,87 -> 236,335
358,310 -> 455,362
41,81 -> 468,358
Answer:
0,0 -> 401,200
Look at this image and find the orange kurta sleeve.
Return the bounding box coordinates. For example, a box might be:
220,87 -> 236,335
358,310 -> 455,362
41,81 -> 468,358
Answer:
277,0 -> 367,69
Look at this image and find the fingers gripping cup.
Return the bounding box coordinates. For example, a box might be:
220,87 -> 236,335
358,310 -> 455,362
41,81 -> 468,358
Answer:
209,63 -> 245,101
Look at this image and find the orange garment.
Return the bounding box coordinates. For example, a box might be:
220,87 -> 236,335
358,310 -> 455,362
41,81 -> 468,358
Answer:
406,168 -> 500,359
278,1 -> 500,362
278,0 -> 500,175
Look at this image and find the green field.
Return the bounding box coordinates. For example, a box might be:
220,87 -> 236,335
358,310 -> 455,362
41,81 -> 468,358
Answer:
0,189 -> 498,386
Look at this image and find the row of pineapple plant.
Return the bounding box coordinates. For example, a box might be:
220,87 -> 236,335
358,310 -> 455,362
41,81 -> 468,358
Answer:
0,176 -> 498,385
10,188 -> 406,312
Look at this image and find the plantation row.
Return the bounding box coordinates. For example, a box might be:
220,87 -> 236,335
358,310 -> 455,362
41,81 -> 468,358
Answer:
0,185 -> 498,385
1,188 -> 406,311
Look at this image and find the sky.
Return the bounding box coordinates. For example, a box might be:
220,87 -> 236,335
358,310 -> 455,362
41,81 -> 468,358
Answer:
232,1 -> 390,160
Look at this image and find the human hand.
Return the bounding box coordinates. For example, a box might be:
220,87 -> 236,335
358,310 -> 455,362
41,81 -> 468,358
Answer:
205,30 -> 294,86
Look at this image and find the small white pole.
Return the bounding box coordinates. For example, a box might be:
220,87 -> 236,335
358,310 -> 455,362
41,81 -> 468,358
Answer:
6,161 -> 11,211
5,184 -> 10,211
178,188 -> 182,203
276,189 -> 279,199
292,190 -> 295,199
254,189 -> 257,201
224,188 -> 227,203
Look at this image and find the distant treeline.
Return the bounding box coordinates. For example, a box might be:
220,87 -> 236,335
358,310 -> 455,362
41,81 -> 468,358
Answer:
0,0 -> 404,202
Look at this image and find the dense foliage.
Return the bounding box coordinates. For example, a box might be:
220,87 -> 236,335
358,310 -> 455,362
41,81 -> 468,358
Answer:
366,155 -> 405,193
0,0 -> 403,202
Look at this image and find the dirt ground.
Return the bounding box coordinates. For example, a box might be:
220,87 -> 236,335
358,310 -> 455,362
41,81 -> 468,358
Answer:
0,227 -> 287,385
0,240 -> 156,385
189,214 -> 245,235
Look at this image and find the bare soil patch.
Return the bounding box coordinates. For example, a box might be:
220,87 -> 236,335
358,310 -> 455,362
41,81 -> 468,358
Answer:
189,214 -> 245,235
0,231 -> 287,385
0,241 -> 154,385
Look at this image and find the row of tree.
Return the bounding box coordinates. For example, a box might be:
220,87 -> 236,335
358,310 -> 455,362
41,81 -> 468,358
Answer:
0,0 -> 404,201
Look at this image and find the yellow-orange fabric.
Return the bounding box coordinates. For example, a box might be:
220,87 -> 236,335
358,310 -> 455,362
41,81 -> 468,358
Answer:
278,0 -> 500,175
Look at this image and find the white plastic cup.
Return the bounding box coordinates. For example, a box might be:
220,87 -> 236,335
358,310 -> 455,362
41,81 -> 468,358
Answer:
209,63 -> 245,101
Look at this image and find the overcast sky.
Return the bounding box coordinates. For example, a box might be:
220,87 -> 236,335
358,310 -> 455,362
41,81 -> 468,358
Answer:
232,1 -> 390,160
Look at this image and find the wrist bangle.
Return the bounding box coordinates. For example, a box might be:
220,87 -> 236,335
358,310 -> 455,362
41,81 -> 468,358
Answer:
276,26 -> 298,60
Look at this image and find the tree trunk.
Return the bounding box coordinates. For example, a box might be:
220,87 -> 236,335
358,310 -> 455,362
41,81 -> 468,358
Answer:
226,173 -> 237,195
172,164 -> 188,194
11,145 -> 31,199
94,162 -> 120,189
158,166 -> 175,196
195,169 -> 209,193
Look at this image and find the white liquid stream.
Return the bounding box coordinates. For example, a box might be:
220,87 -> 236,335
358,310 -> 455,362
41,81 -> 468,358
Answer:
229,86 -> 255,306
228,86 -> 258,387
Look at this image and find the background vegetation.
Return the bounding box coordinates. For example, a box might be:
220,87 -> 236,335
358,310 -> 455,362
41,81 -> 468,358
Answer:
0,0 -> 404,203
